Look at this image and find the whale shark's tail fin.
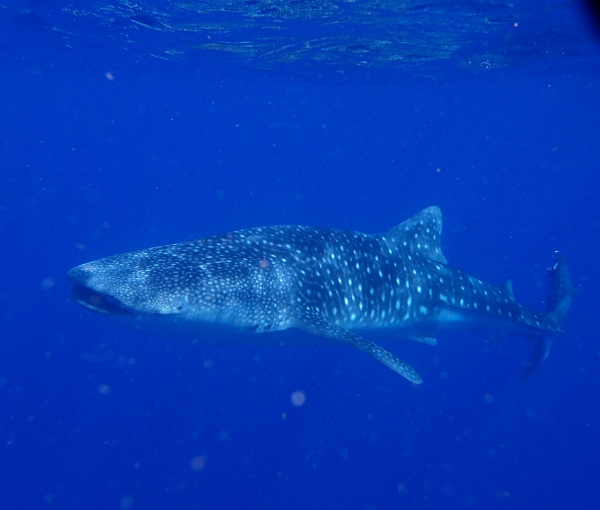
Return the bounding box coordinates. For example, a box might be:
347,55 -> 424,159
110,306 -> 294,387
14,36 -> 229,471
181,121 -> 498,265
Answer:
519,252 -> 574,384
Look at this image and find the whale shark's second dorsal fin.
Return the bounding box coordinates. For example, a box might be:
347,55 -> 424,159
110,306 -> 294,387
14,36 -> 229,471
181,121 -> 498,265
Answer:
382,206 -> 447,264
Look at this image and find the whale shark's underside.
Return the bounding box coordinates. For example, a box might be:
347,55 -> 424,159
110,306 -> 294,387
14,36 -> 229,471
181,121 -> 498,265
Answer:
68,207 -> 573,384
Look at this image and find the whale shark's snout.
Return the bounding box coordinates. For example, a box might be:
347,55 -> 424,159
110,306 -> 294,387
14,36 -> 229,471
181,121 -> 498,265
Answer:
68,264 -> 132,315
67,247 -> 205,317
67,263 -> 94,288
70,282 -> 132,315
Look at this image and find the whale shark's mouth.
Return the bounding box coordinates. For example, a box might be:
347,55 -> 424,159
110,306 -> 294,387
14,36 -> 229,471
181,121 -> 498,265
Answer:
71,284 -> 132,316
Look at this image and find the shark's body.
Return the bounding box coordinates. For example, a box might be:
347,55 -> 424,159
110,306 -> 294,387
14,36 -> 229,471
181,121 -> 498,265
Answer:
68,207 -> 573,384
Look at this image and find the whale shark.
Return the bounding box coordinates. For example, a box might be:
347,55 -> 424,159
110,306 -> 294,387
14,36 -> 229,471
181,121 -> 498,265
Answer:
68,207 -> 573,384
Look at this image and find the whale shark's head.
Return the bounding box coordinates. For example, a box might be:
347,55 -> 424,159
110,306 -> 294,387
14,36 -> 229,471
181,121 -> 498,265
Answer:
67,250 -> 181,316
68,237 -> 296,330
67,240 -> 235,320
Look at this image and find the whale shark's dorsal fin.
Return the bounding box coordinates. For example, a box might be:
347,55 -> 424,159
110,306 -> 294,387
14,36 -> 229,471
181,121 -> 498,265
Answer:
382,206 -> 447,264
502,280 -> 515,300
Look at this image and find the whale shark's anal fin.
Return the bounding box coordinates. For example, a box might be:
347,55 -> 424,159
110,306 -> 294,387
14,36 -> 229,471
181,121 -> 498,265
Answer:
294,308 -> 422,384
520,252 -> 573,384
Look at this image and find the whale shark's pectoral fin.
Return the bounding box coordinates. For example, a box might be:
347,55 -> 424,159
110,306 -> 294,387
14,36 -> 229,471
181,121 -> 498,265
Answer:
294,308 -> 422,384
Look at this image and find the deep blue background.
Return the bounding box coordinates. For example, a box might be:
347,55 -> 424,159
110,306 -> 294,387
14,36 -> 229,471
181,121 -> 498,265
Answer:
1,2 -> 600,509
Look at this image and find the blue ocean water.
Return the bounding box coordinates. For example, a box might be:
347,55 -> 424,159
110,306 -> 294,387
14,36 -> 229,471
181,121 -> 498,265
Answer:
1,1 -> 599,508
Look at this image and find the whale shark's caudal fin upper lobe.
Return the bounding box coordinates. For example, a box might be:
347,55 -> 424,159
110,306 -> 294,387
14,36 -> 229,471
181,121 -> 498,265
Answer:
519,252 -> 574,384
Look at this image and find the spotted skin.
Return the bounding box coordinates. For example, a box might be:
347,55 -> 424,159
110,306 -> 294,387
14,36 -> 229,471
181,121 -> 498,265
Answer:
68,207 -> 571,384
